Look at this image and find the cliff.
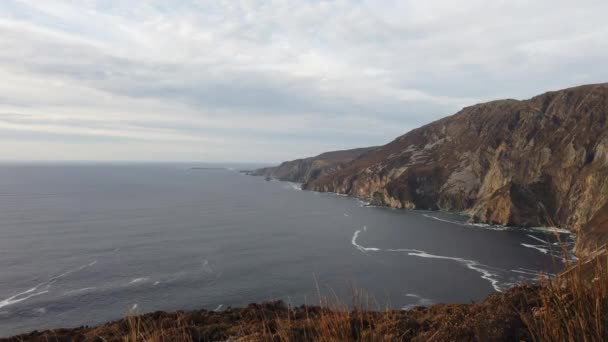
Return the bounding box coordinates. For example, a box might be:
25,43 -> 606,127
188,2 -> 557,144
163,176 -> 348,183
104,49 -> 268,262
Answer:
257,83 -> 608,255
252,147 -> 376,183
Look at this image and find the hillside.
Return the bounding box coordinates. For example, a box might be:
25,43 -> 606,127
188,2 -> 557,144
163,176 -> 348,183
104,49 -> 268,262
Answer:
3,286 -> 539,341
252,147 -> 376,183
256,83 -> 608,255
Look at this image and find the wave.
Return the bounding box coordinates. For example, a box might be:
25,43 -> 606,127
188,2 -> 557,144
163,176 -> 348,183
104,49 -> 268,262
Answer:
350,229 -> 544,292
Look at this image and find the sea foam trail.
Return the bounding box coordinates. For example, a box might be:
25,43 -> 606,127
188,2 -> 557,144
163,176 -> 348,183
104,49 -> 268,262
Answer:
521,243 -> 549,255
350,229 -> 540,292
351,230 -> 380,252
0,287 -> 50,310
526,234 -> 551,244
128,277 -> 149,285
0,260 -> 98,309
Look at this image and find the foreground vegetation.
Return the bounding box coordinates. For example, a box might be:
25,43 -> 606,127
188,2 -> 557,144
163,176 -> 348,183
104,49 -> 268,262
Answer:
5,246 -> 608,341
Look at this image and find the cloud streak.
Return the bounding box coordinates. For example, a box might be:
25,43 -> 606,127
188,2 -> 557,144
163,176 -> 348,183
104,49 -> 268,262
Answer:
0,0 -> 607,162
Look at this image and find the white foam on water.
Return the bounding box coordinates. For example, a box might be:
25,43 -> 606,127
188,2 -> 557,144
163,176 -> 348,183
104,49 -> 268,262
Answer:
153,281 -> 160,286
34,307 -> 46,314
0,259 -> 98,309
527,234 -> 551,244
213,304 -> 224,312
511,269 -> 553,277
128,277 -> 149,285
406,251 -> 504,292
521,243 -> 549,255
284,182 -> 302,191
402,293 -> 434,309
422,214 -> 508,231
48,259 -> 98,284
526,226 -> 572,234
344,213 -> 350,217
363,225 -> 367,231
64,287 -> 97,295
350,229 -> 538,292
131,304 -> 138,311
351,230 -> 380,252
357,199 -> 371,207
0,287 -> 50,309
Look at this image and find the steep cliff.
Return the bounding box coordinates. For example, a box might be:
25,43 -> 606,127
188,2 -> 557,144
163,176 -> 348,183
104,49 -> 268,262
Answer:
258,83 -> 608,254
252,147 -> 376,183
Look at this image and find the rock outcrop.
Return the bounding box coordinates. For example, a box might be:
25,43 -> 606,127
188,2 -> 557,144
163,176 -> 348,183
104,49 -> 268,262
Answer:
257,83 -> 608,255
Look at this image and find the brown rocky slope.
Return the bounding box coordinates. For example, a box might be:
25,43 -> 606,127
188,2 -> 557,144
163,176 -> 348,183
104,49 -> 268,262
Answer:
3,285 -> 540,341
258,83 -> 608,255
252,147 -> 376,183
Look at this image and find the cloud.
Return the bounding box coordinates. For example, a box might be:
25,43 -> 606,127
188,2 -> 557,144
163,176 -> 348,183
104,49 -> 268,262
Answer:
0,0 -> 607,162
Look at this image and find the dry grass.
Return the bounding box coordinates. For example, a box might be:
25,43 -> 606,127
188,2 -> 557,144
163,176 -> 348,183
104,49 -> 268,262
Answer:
521,241 -> 608,342
121,311 -> 196,342
116,289 -> 405,342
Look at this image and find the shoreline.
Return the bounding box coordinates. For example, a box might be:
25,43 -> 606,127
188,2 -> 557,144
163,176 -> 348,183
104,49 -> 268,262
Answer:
263,176 -> 577,237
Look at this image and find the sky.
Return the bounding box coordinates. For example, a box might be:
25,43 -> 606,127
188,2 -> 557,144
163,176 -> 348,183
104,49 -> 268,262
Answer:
1,0 -> 607,163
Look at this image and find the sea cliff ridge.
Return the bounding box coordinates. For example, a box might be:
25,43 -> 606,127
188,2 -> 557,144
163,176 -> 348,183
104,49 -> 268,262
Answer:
253,83 -> 608,256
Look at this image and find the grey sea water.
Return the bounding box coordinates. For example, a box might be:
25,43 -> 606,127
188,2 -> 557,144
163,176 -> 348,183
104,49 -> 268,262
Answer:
0,163 -> 571,336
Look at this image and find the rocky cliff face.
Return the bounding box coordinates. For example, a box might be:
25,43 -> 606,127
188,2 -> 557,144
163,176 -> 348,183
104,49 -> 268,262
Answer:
252,147 -> 376,183
258,83 -> 608,255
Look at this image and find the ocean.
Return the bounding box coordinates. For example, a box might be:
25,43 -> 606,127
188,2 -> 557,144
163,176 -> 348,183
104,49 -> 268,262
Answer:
0,163 -> 571,336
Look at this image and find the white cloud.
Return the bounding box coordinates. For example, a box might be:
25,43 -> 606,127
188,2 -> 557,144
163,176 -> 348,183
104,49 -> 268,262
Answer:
0,0 -> 607,162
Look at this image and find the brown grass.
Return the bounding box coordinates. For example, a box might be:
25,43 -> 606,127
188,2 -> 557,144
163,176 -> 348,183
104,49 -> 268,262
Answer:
521,240 -> 608,342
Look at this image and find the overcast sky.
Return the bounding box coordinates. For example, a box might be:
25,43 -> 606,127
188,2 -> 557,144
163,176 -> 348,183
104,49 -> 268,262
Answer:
1,0 -> 607,163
